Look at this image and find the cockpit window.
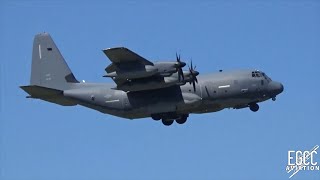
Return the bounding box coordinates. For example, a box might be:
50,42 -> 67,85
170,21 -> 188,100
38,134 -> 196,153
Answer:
252,71 -> 272,82
251,71 -> 261,78
262,72 -> 272,82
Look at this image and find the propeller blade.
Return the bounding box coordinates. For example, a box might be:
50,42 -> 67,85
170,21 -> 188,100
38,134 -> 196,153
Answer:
176,52 -> 181,62
188,67 -> 192,84
178,68 -> 184,81
187,60 -> 199,91
175,53 -> 186,67
175,53 -> 184,82
192,80 -> 196,92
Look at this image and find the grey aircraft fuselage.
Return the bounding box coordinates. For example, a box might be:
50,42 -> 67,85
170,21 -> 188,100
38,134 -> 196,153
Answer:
63,70 -> 283,119
21,33 -> 284,126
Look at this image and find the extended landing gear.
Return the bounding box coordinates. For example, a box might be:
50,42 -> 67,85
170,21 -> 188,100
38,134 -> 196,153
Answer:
156,114 -> 189,126
151,114 -> 161,121
176,114 -> 188,124
162,119 -> 174,126
249,103 -> 259,112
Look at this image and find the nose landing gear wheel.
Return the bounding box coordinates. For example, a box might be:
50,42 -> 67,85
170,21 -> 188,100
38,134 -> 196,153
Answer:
162,119 -> 174,126
249,103 -> 259,112
176,115 -> 188,124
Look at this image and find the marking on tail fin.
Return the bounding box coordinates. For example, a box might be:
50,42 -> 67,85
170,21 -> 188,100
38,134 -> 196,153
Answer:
38,44 -> 42,59
45,73 -> 52,81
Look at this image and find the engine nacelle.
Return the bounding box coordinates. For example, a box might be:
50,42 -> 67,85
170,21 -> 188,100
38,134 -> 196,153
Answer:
104,65 -> 158,79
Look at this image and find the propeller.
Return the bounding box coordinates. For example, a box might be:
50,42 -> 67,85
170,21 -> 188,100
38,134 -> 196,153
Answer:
188,60 -> 199,91
175,53 -> 186,81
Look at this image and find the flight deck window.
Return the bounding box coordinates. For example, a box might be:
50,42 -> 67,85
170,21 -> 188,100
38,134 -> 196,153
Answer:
252,71 -> 262,78
262,72 -> 272,82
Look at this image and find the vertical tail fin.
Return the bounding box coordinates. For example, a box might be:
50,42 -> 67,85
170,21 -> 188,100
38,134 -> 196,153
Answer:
30,33 -> 78,90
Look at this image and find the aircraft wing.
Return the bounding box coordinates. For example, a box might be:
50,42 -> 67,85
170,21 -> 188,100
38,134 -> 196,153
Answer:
103,47 -> 162,91
102,47 -> 190,92
103,47 -> 153,67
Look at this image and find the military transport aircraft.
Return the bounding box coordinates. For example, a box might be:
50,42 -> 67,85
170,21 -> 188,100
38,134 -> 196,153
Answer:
21,33 -> 284,126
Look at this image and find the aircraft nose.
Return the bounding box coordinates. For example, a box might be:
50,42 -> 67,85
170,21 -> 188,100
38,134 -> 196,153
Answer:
280,83 -> 284,93
268,81 -> 284,96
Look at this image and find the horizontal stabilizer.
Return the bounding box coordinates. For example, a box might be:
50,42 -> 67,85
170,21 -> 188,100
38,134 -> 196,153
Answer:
20,85 -> 77,106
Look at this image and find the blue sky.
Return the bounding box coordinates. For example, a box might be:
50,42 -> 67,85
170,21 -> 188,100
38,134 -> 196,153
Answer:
1,0 -> 320,179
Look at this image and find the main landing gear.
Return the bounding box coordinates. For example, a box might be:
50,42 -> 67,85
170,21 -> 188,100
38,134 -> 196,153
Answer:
162,119 -> 174,126
152,114 -> 189,126
249,103 -> 259,112
175,114 -> 188,124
